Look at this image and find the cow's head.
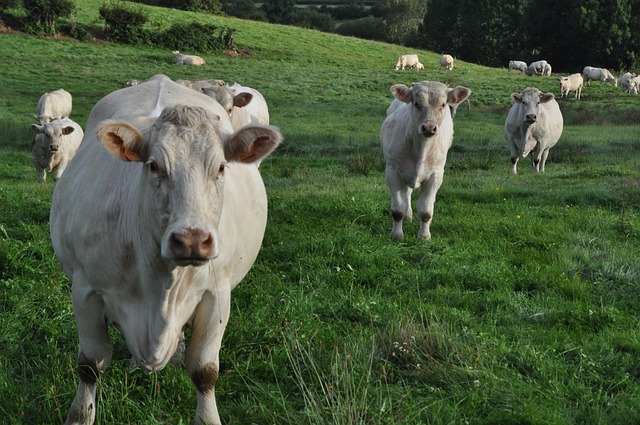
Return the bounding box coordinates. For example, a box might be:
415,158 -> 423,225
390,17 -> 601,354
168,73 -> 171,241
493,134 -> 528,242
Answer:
201,86 -> 253,117
31,121 -> 76,153
391,81 -> 471,137
97,105 -> 281,267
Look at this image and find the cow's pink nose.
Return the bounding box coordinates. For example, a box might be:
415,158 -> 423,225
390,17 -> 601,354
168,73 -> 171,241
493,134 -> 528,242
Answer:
525,114 -> 537,122
421,123 -> 437,136
168,229 -> 214,261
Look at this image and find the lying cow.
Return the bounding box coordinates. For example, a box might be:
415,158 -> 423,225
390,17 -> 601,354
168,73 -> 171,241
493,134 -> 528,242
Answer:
50,74 -> 282,425
394,54 -> 421,70
558,73 -> 583,100
527,60 -> 549,76
381,81 -> 471,241
504,87 -> 563,174
583,66 -> 617,87
35,88 -> 72,125
171,50 -> 206,66
31,118 -> 83,182
508,60 -> 528,73
620,72 -> 638,94
439,54 -> 454,71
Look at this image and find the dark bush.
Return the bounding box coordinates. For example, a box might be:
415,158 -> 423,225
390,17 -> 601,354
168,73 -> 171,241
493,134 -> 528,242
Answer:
22,0 -> 75,35
223,0 -> 268,21
323,4 -> 368,20
0,0 -> 20,11
291,7 -> 334,32
155,22 -> 235,52
158,0 -> 222,14
335,16 -> 386,42
99,1 -> 151,45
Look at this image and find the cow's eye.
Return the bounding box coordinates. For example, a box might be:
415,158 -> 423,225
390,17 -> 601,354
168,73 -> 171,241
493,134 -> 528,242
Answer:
414,102 -> 421,110
216,163 -> 226,179
146,160 -> 159,174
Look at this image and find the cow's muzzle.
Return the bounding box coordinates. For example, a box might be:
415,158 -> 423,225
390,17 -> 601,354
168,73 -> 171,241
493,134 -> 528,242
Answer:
49,144 -> 59,152
167,228 -> 217,265
420,122 -> 438,137
525,114 -> 537,123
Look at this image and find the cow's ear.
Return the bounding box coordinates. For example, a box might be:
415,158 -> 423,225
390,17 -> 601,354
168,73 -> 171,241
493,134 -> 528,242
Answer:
62,126 -> 75,136
31,124 -> 45,134
390,84 -> 411,103
510,93 -> 523,103
447,86 -> 471,105
540,93 -> 555,103
224,125 -> 282,164
233,92 -> 253,108
97,121 -> 144,162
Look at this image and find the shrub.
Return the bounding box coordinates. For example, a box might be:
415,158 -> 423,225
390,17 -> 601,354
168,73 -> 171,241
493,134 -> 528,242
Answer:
155,22 -> 235,52
0,0 -> 20,12
335,16 -> 386,42
158,0 -> 222,14
291,7 -> 334,33
99,1 -> 151,45
223,0 -> 268,22
22,0 -> 75,35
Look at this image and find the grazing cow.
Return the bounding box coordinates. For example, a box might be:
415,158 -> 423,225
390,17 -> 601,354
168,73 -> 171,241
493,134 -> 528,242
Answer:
504,87 -> 563,174
380,81 -> 471,241
542,63 -> 552,76
171,50 -> 206,66
35,89 -> 72,125
439,54 -> 454,71
620,72 -> 638,94
582,66 -> 617,87
31,118 -> 83,182
394,54 -> 421,70
527,60 -> 549,76
50,74 -> 282,425
558,73 -> 583,100
508,60 -> 528,73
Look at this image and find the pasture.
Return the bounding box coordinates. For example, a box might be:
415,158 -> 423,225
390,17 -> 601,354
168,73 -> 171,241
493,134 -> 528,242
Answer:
1,1 -> 640,423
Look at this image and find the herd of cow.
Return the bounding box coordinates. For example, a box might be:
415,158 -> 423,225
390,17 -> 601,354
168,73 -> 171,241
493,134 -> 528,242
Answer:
27,50 -> 621,424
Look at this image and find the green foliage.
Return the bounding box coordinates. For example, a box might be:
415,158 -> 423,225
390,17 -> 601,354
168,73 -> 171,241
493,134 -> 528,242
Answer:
0,0 -> 20,11
222,0 -> 267,21
21,0 -> 75,35
291,7 -> 335,32
99,0 -> 151,45
261,0 -> 295,24
336,16 -> 386,41
378,0 -> 426,44
156,22 -> 235,52
158,0 -> 222,14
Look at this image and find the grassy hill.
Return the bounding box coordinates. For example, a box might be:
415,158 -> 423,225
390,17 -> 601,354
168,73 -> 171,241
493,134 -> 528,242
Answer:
1,1 -> 640,424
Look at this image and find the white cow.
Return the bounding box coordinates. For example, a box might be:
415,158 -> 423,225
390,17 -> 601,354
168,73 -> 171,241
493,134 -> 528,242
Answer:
200,84 -> 253,119
380,81 -> 471,241
504,87 -> 563,174
176,78 -> 226,92
171,50 -> 206,66
508,60 -> 528,73
439,54 -> 454,71
528,60 -> 549,76
394,54 -> 421,70
50,74 -> 282,425
620,72 -> 638,94
31,118 -> 83,182
229,83 -> 270,129
35,89 -> 72,124
542,63 -> 552,76
386,87 -> 467,118
558,73 -> 584,100
582,66 -> 617,87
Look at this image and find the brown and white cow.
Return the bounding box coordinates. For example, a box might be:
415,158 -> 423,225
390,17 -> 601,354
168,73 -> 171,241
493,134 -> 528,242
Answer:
50,74 -> 282,425
31,118 -> 83,182
381,81 -> 471,241
504,87 -> 563,174
35,88 -> 72,124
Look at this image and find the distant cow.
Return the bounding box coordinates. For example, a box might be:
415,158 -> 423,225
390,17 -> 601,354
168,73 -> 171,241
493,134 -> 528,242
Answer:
175,79 -> 226,92
35,89 -> 72,125
558,73 -> 583,100
582,66 -> 617,87
542,63 -> 552,76
508,60 -> 528,73
31,118 -> 83,182
200,84 -> 253,119
380,81 -> 471,241
171,50 -> 206,66
439,54 -> 454,71
620,72 -> 638,94
527,60 -> 549,76
504,87 -> 563,174
50,74 -> 282,425
395,54 -> 421,70
125,79 -> 140,86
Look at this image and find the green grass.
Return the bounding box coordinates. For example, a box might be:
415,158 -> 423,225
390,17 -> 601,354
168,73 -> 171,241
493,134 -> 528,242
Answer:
1,1 -> 640,423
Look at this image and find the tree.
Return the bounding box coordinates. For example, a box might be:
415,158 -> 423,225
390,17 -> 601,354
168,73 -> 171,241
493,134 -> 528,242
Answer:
261,0 -> 295,24
22,0 -> 75,35
379,0 -> 428,44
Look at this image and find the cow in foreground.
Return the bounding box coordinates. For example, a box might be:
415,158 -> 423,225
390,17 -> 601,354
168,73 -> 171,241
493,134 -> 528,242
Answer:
50,74 -> 282,425
395,54 -> 421,70
31,118 -> 83,182
440,54 -> 454,71
35,88 -> 72,124
582,66 -> 617,87
508,60 -> 527,73
558,73 -> 583,100
504,87 -> 563,174
172,50 -> 206,66
381,81 -> 471,241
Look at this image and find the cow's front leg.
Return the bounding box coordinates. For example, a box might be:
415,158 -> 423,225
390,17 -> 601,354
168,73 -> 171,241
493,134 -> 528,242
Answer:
539,149 -> 550,173
386,167 -> 411,241
186,287 -> 232,425
417,172 -> 444,240
66,288 -> 112,425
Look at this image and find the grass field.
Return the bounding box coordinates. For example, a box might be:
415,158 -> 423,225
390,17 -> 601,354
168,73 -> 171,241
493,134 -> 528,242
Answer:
1,1 -> 640,424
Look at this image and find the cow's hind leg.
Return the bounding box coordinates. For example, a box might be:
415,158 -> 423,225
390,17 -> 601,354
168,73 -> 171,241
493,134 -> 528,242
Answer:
417,172 -> 444,240
186,287 -> 232,425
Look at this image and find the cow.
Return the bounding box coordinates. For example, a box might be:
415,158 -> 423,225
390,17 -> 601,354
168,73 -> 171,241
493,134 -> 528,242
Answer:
35,89 -> 72,125
386,87 -> 467,118
508,60 -> 528,73
394,54 -> 421,70
504,87 -> 563,174
582,66 -> 617,87
439,54 -> 454,71
49,74 -> 282,425
620,72 -> 638,94
176,78 -> 226,92
380,81 -> 471,241
171,50 -> 206,66
558,73 -> 583,100
200,84 -> 253,120
542,63 -> 552,76
228,83 -> 270,129
125,79 -> 140,86
411,62 -> 425,70
527,60 -> 549,76
31,118 -> 83,182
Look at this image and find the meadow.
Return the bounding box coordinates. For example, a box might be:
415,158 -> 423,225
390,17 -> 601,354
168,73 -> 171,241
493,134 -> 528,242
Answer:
1,1 -> 640,424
